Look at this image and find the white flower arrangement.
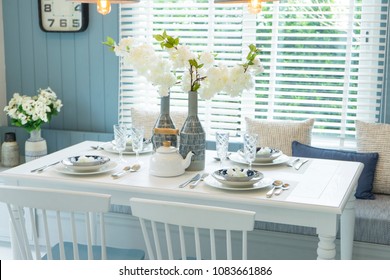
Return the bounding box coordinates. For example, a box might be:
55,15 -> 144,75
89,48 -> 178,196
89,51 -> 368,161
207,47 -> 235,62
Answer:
104,31 -> 264,99
4,87 -> 63,132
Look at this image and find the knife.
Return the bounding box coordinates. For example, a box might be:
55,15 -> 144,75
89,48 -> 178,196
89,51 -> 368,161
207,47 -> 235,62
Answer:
30,161 -> 61,173
179,173 -> 201,188
294,159 -> 309,170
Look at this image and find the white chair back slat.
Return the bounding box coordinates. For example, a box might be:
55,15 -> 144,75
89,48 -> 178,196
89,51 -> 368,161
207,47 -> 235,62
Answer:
210,229 -> 216,260
139,218 -> 155,260
42,209 -> 53,260
18,206 -> 32,260
226,230 -> 232,260
7,205 -> 28,259
130,198 -> 255,260
164,223 -> 174,260
29,208 -> 41,260
85,213 -> 93,260
179,226 -> 186,260
70,212 -> 79,260
56,211 -> 66,260
242,231 -> 248,260
0,185 -> 112,260
151,221 -> 162,259
100,214 -> 107,260
194,227 -> 201,260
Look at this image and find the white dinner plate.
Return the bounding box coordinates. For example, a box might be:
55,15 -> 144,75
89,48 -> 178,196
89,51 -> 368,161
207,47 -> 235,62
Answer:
54,161 -> 118,175
229,153 -> 290,166
103,143 -> 153,155
204,175 -> 274,191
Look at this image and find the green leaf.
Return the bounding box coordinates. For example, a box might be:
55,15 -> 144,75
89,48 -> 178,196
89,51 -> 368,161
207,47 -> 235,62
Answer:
153,34 -> 165,41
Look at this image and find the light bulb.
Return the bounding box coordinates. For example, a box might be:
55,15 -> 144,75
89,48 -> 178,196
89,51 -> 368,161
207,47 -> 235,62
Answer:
248,0 -> 262,14
97,0 -> 111,15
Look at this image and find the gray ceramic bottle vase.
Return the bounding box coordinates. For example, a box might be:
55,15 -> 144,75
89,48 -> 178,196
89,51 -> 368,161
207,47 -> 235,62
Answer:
179,91 -> 206,171
152,94 -> 178,150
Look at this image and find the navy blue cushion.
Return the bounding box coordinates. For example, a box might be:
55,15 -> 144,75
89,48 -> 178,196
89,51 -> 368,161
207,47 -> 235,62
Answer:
42,242 -> 145,260
292,141 -> 379,200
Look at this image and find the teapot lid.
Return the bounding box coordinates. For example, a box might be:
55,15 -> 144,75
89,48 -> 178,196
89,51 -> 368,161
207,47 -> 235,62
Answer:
156,141 -> 177,154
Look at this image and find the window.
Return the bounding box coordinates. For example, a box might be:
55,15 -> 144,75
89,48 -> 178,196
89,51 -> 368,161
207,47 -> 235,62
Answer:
119,0 -> 388,149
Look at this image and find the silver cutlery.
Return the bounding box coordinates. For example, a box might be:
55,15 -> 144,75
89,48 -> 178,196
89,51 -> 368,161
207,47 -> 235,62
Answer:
266,180 -> 283,198
274,183 -> 290,196
189,173 -> 208,189
111,163 -> 141,179
179,173 -> 201,188
287,158 -> 300,167
30,161 -> 61,173
295,159 -> 309,170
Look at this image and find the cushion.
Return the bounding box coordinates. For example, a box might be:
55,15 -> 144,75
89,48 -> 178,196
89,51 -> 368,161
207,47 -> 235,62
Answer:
131,106 -> 187,140
292,141 -> 379,199
245,118 -> 314,156
356,120 -> 390,195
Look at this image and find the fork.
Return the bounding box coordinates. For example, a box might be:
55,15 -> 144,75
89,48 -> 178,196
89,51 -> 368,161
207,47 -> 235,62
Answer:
287,158 -> 300,167
189,173 -> 208,189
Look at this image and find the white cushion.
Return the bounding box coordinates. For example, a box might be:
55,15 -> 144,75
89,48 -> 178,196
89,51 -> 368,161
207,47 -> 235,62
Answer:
245,118 -> 315,156
356,120 -> 390,195
131,107 -> 187,140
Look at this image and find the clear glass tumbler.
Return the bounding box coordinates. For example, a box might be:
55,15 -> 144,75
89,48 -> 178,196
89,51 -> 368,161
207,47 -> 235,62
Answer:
243,133 -> 258,170
131,126 -> 144,163
113,124 -> 127,162
215,132 -> 229,167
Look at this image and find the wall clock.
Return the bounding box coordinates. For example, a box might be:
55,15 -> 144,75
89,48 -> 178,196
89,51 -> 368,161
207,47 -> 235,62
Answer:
38,0 -> 89,32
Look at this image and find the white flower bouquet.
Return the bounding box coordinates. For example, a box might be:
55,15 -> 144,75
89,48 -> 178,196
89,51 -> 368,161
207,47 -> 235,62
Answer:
104,31 -> 264,99
4,87 -> 63,132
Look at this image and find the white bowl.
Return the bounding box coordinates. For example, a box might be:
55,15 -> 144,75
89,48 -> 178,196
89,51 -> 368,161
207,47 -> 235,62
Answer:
212,168 -> 264,187
255,147 -> 282,163
61,155 -> 110,172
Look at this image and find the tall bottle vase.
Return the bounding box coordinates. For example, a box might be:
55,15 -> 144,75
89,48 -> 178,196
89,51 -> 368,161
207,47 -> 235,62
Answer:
25,129 -> 47,162
179,91 -> 205,171
152,94 -> 178,150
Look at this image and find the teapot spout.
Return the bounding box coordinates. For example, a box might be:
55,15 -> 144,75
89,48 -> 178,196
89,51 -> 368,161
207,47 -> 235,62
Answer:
183,151 -> 194,169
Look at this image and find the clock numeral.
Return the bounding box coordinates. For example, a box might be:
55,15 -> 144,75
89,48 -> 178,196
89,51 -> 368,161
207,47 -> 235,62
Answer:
73,19 -> 80,28
48,19 -> 55,27
44,4 -> 52,12
74,4 -> 81,12
60,19 -> 67,28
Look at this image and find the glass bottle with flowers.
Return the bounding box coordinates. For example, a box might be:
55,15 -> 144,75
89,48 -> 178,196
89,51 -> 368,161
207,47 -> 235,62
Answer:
4,87 -> 63,162
104,31 -> 263,171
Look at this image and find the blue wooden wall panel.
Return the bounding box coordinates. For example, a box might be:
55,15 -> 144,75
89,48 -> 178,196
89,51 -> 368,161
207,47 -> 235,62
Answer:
3,0 -> 120,137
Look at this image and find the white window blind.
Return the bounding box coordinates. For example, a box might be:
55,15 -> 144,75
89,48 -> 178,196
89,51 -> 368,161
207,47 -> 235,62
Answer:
119,0 -> 388,149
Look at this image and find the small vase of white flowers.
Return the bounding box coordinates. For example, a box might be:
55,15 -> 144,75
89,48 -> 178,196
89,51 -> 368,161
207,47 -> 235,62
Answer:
4,87 -> 63,162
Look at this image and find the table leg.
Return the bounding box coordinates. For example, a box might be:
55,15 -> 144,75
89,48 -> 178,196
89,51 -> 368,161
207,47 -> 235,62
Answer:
317,234 -> 336,260
340,193 -> 356,260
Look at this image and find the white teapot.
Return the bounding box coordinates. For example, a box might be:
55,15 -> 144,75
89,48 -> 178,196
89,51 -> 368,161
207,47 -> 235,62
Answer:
149,141 -> 194,177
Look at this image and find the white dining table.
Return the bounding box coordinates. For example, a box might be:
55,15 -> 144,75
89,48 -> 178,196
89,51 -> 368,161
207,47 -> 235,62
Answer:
0,141 -> 363,260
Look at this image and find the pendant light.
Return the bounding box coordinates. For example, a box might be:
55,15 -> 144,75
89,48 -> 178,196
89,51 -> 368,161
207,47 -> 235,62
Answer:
69,0 -> 140,16
214,0 -> 279,14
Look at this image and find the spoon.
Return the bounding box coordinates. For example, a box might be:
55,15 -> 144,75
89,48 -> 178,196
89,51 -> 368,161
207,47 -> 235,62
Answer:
274,183 -> 290,196
111,163 -> 141,179
266,180 -> 283,198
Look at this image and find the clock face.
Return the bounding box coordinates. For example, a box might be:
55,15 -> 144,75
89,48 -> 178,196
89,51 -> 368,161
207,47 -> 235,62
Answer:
38,0 -> 89,32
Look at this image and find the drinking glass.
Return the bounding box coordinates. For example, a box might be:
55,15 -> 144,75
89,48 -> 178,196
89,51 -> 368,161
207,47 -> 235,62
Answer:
243,133 -> 258,170
215,132 -> 229,167
113,124 -> 127,162
131,126 -> 144,163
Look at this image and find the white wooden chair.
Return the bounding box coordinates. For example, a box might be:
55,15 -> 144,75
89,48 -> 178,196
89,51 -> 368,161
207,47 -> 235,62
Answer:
0,185 -> 145,260
129,197 -> 255,260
